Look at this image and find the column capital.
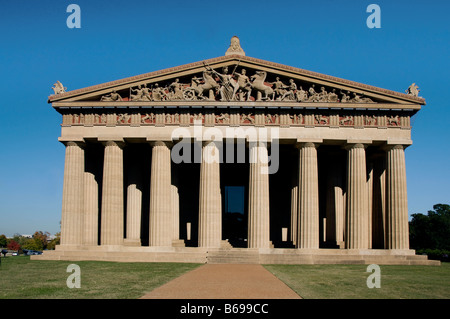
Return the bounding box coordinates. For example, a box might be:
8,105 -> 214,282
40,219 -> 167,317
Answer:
149,140 -> 173,148
295,141 -> 318,149
63,140 -> 86,148
344,142 -> 367,151
247,140 -> 270,148
199,139 -> 223,147
382,144 -> 408,152
59,136 -> 85,146
102,140 -> 125,148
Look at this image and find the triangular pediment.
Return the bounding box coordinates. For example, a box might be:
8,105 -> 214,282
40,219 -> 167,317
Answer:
48,55 -> 425,107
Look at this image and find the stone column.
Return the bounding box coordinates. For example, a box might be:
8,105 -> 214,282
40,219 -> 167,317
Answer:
290,185 -> 298,246
325,156 -> 345,247
296,142 -> 319,249
372,156 -> 386,249
124,162 -> 142,246
198,140 -> 222,248
83,170 -> 98,246
345,143 -> 369,249
100,140 -> 125,246
172,185 -> 180,241
248,141 -> 270,249
386,145 -> 409,249
149,141 -> 173,247
60,141 -> 85,246
367,162 -> 374,249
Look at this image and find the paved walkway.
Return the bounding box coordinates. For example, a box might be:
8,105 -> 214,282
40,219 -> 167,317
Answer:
140,264 -> 301,299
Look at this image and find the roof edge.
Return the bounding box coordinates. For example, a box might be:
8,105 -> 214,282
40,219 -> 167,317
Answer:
48,54 -> 425,105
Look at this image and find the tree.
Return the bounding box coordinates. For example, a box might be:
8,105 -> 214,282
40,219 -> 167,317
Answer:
46,232 -> 60,250
410,204 -> 450,251
7,240 -> 20,251
32,231 -> 50,251
0,234 -> 6,247
21,238 -> 40,251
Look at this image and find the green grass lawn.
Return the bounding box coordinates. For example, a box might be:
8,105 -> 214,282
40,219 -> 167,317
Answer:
264,263 -> 450,299
1,256 -> 449,299
0,256 -> 201,299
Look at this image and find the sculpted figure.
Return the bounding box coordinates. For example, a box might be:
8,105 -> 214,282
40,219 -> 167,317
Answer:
117,113 -> 130,124
317,87 -> 329,102
327,89 -> 339,102
269,77 -> 287,100
225,36 -> 246,56
340,115 -> 353,125
141,84 -> 152,101
250,71 -> 274,101
241,113 -> 255,124
307,85 -> 320,102
151,83 -> 168,101
406,83 -> 420,97
365,115 -> 376,125
142,113 -> 155,123
130,85 -> 144,101
281,79 -> 297,101
189,70 -> 220,100
233,69 -> 252,101
52,81 -> 67,94
101,90 -> 123,102
169,78 -> 185,100
216,113 -> 230,124
340,91 -> 351,103
296,86 -> 308,102
315,114 -> 328,124
388,115 -> 400,126
349,92 -> 374,103
207,66 -> 237,101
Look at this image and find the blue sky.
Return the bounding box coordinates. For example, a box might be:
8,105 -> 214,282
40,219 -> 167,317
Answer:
0,0 -> 448,237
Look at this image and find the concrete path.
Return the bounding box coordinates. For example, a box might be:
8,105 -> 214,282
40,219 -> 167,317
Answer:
140,264 -> 301,299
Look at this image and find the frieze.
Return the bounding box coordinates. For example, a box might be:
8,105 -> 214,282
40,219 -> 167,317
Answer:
62,111 -> 410,129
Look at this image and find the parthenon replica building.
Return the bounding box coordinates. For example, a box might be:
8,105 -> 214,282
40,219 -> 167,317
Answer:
35,37 -> 437,265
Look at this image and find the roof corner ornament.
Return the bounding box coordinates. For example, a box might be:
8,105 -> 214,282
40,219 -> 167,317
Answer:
225,36 -> 245,56
405,83 -> 420,97
52,81 -> 67,95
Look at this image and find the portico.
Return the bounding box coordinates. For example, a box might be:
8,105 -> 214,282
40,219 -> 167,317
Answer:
33,37 -> 436,265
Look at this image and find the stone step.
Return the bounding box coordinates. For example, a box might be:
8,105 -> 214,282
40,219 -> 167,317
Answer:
172,239 -> 186,248
32,247 -> 441,265
206,249 -> 260,264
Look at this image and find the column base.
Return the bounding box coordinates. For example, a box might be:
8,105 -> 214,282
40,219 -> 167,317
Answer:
172,239 -> 186,247
123,239 -> 142,247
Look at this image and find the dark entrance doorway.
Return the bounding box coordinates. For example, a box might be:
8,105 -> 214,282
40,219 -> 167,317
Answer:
223,186 -> 247,247
220,141 -> 249,248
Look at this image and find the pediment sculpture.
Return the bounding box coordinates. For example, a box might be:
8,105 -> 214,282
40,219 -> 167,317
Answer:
99,65 -> 375,104
405,83 -> 420,97
51,81 -> 67,95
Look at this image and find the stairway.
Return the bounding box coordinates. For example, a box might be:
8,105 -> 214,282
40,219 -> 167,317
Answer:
206,248 -> 260,264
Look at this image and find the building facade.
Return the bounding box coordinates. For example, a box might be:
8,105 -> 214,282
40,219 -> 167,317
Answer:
35,37 -> 436,264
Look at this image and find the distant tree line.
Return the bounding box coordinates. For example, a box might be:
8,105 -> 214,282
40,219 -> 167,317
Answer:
409,204 -> 450,262
0,231 -> 60,254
